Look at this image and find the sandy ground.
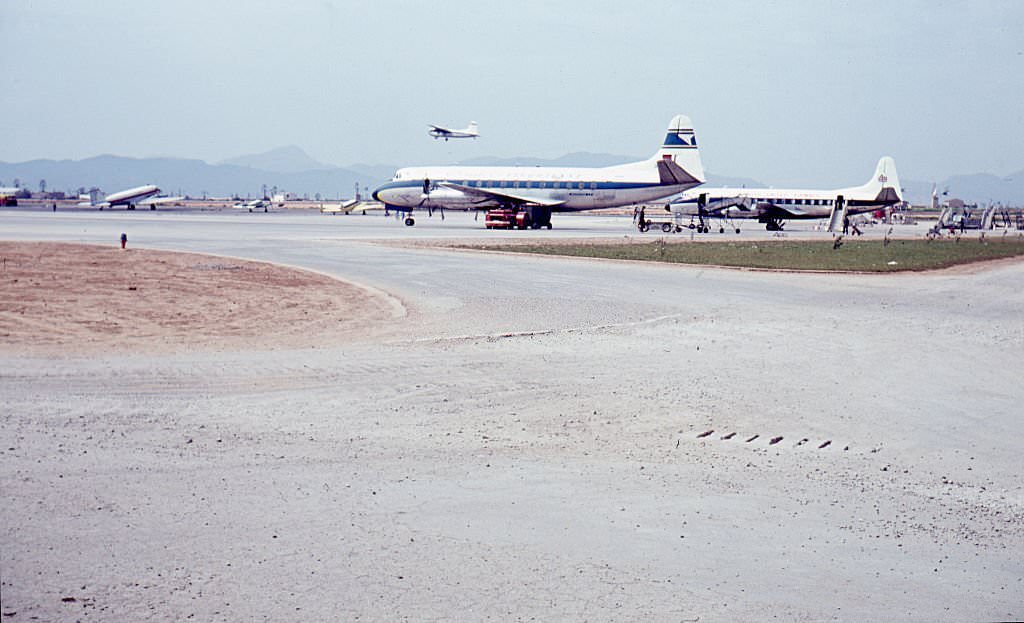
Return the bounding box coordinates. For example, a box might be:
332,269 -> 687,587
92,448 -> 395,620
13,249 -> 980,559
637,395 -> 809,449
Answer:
1,212 -> 1022,622
0,242 -> 399,355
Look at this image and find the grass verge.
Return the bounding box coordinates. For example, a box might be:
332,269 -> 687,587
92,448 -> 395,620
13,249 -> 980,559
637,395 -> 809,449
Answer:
461,236 -> 1024,272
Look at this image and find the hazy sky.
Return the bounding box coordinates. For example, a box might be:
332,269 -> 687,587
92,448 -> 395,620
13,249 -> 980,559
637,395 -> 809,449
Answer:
2,0 -> 1022,186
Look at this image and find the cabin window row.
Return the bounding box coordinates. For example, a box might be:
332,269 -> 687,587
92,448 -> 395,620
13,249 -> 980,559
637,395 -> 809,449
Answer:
754,198 -> 834,206
453,180 -> 598,190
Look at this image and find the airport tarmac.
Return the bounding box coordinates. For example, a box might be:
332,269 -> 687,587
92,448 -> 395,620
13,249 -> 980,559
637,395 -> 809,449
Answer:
1,209 -> 1022,621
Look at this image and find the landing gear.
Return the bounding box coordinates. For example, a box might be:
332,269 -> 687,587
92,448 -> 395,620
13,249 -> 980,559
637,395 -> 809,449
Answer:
764,218 -> 785,231
404,216 -> 415,226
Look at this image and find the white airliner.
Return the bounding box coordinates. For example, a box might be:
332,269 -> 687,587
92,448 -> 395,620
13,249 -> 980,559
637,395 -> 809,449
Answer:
428,121 -> 480,141
78,184 -> 184,210
375,114 -> 705,227
670,157 -> 903,232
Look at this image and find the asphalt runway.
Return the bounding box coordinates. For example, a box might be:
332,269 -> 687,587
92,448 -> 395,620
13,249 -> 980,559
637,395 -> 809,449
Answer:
2,209 -> 1022,621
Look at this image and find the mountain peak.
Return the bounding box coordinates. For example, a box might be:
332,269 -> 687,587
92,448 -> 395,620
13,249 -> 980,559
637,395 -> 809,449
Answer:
220,145 -> 335,173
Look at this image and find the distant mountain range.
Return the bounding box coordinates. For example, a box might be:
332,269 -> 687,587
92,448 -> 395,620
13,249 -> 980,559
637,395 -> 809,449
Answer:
0,151 -> 376,199
2,146 -> 1021,205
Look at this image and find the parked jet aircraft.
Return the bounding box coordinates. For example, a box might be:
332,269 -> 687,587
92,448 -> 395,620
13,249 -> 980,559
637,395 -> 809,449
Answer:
77,184 -> 184,210
428,121 -> 479,141
375,114 -> 705,227
669,157 -> 902,232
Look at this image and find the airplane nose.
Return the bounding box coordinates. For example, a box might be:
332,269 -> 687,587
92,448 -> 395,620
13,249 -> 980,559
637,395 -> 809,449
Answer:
371,186 -> 384,202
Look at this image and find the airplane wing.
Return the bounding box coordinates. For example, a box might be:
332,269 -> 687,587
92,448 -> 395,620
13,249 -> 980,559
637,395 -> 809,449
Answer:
139,196 -> 185,205
705,197 -> 753,215
440,181 -> 567,208
671,195 -> 753,216
759,202 -> 812,218
429,125 -> 454,135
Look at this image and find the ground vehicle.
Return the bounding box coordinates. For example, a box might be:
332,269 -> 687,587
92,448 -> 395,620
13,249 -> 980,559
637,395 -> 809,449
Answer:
484,207 -> 553,230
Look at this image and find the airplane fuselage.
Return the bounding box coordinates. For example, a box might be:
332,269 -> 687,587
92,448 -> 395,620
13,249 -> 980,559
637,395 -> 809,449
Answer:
674,186 -> 898,219
105,184 -> 160,206
374,164 -> 695,212
429,130 -> 478,140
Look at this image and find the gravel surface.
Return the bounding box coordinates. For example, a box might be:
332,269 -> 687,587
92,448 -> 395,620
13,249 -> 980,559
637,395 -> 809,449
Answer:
1,211 -> 1022,622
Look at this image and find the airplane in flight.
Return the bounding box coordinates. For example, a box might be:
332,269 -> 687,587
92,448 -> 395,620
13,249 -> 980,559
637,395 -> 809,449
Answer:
428,121 -> 479,141
668,157 -> 903,232
77,184 -> 184,210
375,114 -> 705,227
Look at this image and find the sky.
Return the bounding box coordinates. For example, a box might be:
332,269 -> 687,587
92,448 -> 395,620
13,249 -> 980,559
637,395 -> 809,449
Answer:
1,0 -> 1022,187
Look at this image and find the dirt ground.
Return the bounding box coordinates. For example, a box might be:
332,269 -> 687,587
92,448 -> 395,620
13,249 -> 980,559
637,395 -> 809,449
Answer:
0,242 -> 400,354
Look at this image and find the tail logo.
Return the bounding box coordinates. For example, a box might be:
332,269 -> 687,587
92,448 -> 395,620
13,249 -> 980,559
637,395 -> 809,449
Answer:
878,174 -> 888,183
663,132 -> 697,148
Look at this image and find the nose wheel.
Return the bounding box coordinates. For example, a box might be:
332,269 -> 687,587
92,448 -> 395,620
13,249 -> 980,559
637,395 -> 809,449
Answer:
404,217 -> 415,226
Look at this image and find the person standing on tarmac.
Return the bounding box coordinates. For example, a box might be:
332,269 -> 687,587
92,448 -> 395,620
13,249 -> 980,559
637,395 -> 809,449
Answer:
120,233 -> 127,249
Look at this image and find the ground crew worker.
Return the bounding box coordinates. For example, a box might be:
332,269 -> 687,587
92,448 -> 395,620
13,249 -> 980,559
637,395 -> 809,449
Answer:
120,232 -> 127,249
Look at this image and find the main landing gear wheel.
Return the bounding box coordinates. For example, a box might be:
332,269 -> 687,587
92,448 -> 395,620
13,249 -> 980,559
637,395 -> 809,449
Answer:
719,226 -> 725,234
404,217 -> 415,226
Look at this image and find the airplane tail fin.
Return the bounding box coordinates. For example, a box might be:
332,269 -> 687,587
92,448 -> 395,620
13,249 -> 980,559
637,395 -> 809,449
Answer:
858,156 -> 902,203
468,121 -> 478,135
76,188 -> 104,207
653,115 -> 705,184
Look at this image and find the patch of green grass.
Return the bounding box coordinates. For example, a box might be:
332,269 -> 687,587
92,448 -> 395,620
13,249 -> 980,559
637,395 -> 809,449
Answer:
465,236 -> 1024,272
